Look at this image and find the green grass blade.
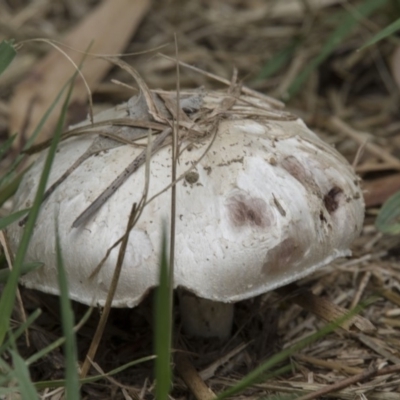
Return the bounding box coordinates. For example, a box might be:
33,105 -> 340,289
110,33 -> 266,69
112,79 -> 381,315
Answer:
360,17 -> 400,50
0,262 -> 43,284
10,350 -> 39,400
0,134 -> 17,161
25,306 -> 92,366
0,309 -> 41,355
0,209 -> 29,230
257,38 -> 302,81
0,170 -> 26,208
0,388 -> 24,396
0,356 -> 12,387
286,0 -> 389,100
34,355 -> 156,390
55,227 -> 80,399
154,223 -> 172,400
0,40 -> 16,76
0,73 -> 76,346
376,190 -> 400,235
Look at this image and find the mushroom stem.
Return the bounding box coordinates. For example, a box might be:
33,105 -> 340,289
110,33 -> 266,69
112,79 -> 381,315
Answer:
178,290 -> 234,339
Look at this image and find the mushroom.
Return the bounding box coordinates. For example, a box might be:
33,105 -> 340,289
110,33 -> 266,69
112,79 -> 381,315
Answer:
6,87 -> 364,339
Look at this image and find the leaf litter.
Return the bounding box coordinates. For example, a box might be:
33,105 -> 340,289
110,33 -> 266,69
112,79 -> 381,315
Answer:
1,0 -> 400,399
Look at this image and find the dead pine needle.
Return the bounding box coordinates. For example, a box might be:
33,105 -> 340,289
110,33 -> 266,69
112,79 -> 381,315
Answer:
80,202 -> 138,379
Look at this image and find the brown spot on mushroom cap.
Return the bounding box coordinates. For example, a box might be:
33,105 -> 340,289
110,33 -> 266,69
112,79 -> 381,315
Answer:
227,193 -> 271,229
324,186 -> 343,213
262,237 -> 305,275
281,156 -> 320,195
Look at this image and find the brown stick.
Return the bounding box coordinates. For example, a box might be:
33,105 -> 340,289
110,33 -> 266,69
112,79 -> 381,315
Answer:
72,127 -> 171,228
175,352 -> 216,400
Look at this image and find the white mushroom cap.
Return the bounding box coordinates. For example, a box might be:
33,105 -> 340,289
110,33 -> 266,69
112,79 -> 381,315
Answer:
6,89 -> 364,312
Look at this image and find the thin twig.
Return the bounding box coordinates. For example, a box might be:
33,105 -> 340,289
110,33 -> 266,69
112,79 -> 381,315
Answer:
159,54 -> 285,109
328,116 -> 400,169
176,352 -> 216,400
80,202 -> 138,378
72,127 -> 171,228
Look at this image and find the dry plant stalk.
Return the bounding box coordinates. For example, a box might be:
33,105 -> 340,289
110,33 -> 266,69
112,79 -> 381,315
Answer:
175,353 -> 216,400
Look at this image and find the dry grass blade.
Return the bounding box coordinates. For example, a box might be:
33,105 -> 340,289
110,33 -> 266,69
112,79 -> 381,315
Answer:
294,354 -> 363,375
295,364 -> 400,400
175,352 -> 216,400
199,342 -> 249,381
24,118 -> 166,155
356,333 -> 400,365
104,57 -> 166,123
72,127 -> 171,228
88,357 -> 141,398
159,54 -> 285,108
80,201 -> 138,378
327,117 -> 400,169
379,289 -> 400,307
168,34 -> 180,325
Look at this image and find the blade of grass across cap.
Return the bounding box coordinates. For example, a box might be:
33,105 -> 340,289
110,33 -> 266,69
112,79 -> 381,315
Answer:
285,0 -> 390,100
0,171 -> 26,208
359,17 -> 400,50
0,40 -> 16,76
216,303 -> 366,400
154,222 -> 172,400
0,61 -> 79,346
376,190 -> 400,235
9,350 -> 39,400
55,227 -> 80,399
0,262 -> 43,284
0,209 -> 29,230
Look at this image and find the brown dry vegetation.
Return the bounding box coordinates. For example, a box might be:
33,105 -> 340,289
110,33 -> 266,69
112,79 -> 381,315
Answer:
1,0 -> 400,399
